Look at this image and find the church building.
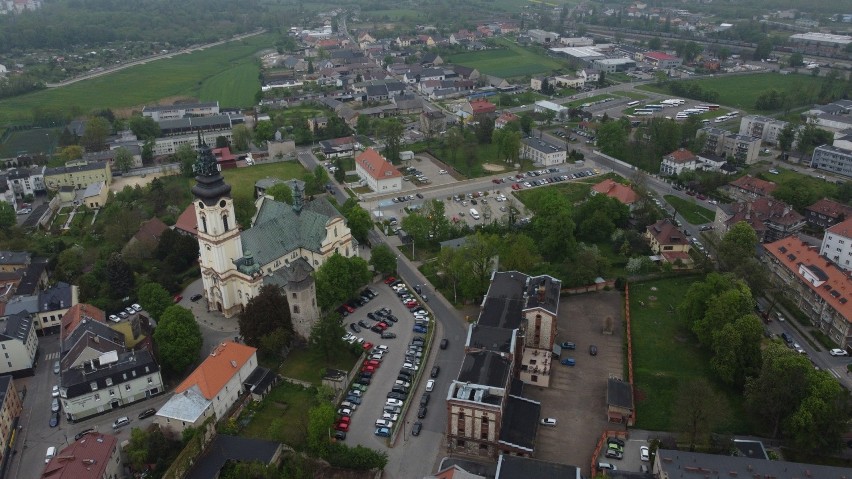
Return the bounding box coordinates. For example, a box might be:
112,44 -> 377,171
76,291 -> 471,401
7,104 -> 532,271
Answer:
191,138 -> 357,339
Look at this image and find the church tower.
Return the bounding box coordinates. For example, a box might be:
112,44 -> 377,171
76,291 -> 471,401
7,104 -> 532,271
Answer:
192,134 -> 257,317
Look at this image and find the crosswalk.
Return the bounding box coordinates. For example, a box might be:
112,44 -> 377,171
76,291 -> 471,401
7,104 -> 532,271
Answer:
44,352 -> 59,360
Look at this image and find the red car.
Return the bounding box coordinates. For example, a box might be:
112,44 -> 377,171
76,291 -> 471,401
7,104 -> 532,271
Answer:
697,194 -> 707,200
335,422 -> 350,431
343,304 -> 355,313
173,295 -> 183,303
512,183 -> 521,190
384,276 -> 397,284
374,322 -> 388,331
338,416 -> 351,424
365,360 -> 381,367
362,342 -> 374,350
361,365 -> 376,373
406,303 -> 420,309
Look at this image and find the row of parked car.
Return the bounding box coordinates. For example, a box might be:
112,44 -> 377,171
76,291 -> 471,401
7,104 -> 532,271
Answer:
350,306 -> 399,339
336,287 -> 379,317
333,344 -> 390,440
107,303 -> 143,322
377,336 -> 430,438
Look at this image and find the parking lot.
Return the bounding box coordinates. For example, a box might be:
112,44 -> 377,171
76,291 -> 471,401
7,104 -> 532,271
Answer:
526,290 -> 625,474
340,279 -> 431,449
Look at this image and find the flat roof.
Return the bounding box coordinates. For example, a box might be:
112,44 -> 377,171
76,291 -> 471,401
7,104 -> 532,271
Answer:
549,46 -> 605,59
656,448 -> 852,478
790,32 -> 852,45
458,350 -> 512,388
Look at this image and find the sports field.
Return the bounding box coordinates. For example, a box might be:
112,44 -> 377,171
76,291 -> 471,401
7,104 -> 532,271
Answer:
447,39 -> 565,78
0,34 -> 272,126
0,127 -> 61,157
637,72 -> 825,112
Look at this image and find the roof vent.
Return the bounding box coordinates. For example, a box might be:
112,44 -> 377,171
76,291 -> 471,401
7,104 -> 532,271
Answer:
230,360 -> 237,368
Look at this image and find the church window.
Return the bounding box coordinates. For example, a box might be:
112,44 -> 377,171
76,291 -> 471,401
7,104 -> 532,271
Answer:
201,215 -> 208,233
206,245 -> 211,251
198,201 -> 205,210
314,260 -> 319,265
292,293 -> 297,299
334,227 -> 338,237
220,200 -> 227,208
222,214 -> 229,232
293,305 -> 300,314
238,291 -> 243,299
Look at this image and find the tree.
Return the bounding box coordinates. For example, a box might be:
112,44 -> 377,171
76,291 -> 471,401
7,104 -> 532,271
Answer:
674,378 -> 729,451
216,136 -> 229,148
136,282 -> 173,320
174,143 -> 197,178
498,233 -> 541,272
153,306 -> 202,376
309,312 -> 346,361
381,119 -> 404,163
265,183 -> 293,204
0,202 -> 14,230
334,158 -> 345,182
231,124 -> 252,151
237,284 -> 293,358
648,37 -> 662,50
81,116 -> 111,152
307,402 -> 336,457
788,52 -> 804,67
778,123 -> 797,153
475,116 -> 495,144
785,371 -> 852,452
57,145 -> 84,162
369,244 -> 396,275
519,114 -> 533,136
717,221 -> 757,272
344,203 -> 373,243
113,147 -> 133,173
254,120 -> 276,143
693,285 -> 754,348
128,116 -> 161,139
710,313 -> 763,387
596,120 -> 629,159
106,252 -> 134,299
315,254 -> 372,311
141,138 -> 154,165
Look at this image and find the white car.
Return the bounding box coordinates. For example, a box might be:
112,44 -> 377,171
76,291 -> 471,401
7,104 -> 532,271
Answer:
426,379 -> 435,392
385,398 -> 403,407
375,345 -> 389,351
540,417 -> 557,426
395,380 -> 411,388
108,314 -> 120,323
830,348 -> 849,356
402,362 -> 419,371
640,446 -> 650,461
382,412 -> 399,422
337,408 -> 353,416
131,303 -> 142,312
375,419 -> 394,428
51,385 -> 60,398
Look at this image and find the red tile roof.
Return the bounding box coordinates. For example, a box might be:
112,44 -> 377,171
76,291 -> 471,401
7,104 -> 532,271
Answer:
495,112 -> 519,127
41,433 -> 118,479
212,147 -> 236,163
175,341 -> 257,400
470,99 -> 496,115
764,236 -> 852,320
726,197 -> 804,228
592,179 -> 639,205
806,198 -> 852,221
665,148 -> 697,163
132,217 -> 169,245
174,204 -> 197,236
728,175 -> 777,196
60,304 -> 106,341
355,148 -> 402,181
647,219 -> 689,246
645,51 -> 679,61
827,217 -> 852,237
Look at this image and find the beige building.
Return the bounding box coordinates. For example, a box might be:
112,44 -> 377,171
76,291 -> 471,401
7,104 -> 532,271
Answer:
0,375 -> 22,469
354,148 -> 402,193
82,181 -> 108,209
44,160 -> 112,191
3,282 -> 77,335
0,312 -> 38,377
646,219 -> 692,267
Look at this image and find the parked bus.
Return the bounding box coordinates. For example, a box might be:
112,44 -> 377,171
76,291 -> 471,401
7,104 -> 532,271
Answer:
645,104 -> 664,111
633,109 -> 654,115
699,104 -> 720,110
626,100 -> 641,107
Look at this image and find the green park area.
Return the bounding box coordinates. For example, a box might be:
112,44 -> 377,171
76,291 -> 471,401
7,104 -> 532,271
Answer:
240,381 -> 318,449
446,38 -> 566,78
630,277 -> 750,433
0,127 -> 61,157
212,162 -> 308,206
0,33 -> 271,126
664,194 -> 715,224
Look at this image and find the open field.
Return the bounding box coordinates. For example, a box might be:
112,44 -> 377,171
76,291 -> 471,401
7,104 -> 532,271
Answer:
637,72 -> 825,112
664,195 -> 715,224
362,8 -> 426,21
756,167 -> 840,201
241,381 -> 316,449
0,34 -> 272,125
630,277 -> 750,433
0,127 -> 61,157
206,162 -> 308,206
278,347 -> 360,385
197,60 -> 261,108
446,39 -> 566,78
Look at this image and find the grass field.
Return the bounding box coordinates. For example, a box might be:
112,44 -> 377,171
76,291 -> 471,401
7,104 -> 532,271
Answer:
446,38 -> 566,78
278,347 -> 360,385
210,162 -> 308,206
664,195 -> 715,224
630,277 -> 751,433
0,34 -> 272,125
0,127 -> 61,157
756,167 -> 839,200
362,8 -> 426,21
241,381 -> 316,449
637,72 -> 825,112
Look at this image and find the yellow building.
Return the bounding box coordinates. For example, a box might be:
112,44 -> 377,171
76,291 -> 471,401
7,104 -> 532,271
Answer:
44,160 -> 112,191
0,376 -> 22,468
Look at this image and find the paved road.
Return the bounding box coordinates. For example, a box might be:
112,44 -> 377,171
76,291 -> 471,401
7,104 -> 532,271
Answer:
296,149 -> 349,204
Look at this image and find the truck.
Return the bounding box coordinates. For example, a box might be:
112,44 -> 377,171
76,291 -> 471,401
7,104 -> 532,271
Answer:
469,208 -> 480,220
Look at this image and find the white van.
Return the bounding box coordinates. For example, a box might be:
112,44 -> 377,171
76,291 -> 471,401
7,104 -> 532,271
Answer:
469,209 -> 480,220
45,446 -> 56,464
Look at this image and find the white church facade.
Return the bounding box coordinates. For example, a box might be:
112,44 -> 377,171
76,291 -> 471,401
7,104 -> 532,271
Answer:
191,139 -> 357,339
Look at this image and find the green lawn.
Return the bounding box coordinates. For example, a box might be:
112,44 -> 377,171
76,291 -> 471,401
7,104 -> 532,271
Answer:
636,72 -> 825,113
198,60 -> 261,108
241,381 -> 317,449
613,91 -> 648,100
278,346 -> 360,385
361,8 -> 426,21
446,38 -> 566,78
664,195 -> 715,224
430,142 -> 510,178
755,167 -> 839,200
0,34 -> 272,125
210,162 -> 308,206
630,277 -> 750,433
0,127 -> 61,156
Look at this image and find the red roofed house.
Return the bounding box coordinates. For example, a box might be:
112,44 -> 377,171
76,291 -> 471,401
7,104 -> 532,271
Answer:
495,111 -> 519,129
123,217 -> 169,259
212,147 -> 238,170
155,341 -> 258,435
174,203 -> 198,237
763,236 -> 852,348
643,51 -> 682,69
354,148 -> 402,193
820,217 -> 852,272
660,148 -> 700,176
725,175 -> 777,202
591,179 -> 639,206
60,304 -> 105,342
804,198 -> 852,230
645,218 -> 693,268
41,433 -> 121,479
713,197 -> 805,243
469,99 -> 497,116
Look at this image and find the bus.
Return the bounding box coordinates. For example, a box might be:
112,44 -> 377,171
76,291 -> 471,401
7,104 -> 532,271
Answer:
645,104 -> 664,111
626,100 -> 641,107
633,109 -> 654,115
699,104 -> 720,111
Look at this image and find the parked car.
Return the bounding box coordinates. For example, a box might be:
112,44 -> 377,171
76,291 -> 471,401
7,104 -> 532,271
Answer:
45,446 -> 56,464
375,419 -> 394,428
430,366 -> 440,378
51,385 -> 60,398
589,345 -> 598,356
375,427 -> 391,437
51,398 -> 60,413
830,348 -> 849,356
49,412 -> 60,427
540,417 -> 557,426
425,379 -> 435,392
420,393 -> 430,406
560,341 -> 576,350
440,338 -> 449,349
412,421 -> 423,436
138,408 -> 157,420
190,293 -> 203,302
381,332 -> 397,339
53,360 -> 60,374
112,416 -> 130,429
640,445 -> 650,461
131,303 -> 142,312
417,406 -> 427,418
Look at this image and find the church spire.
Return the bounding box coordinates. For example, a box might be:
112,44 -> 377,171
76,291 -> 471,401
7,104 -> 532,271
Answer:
191,128 -> 231,204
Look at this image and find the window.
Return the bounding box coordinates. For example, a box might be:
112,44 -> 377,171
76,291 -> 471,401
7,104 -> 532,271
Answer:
293,305 -> 300,314
292,293 -> 297,299
109,389 -> 115,396
222,214 -> 230,232
125,385 -> 131,391
105,378 -> 112,386
94,394 -> 100,400
531,374 -> 539,382
201,215 -> 208,233
3,353 -> 7,359
90,382 -> 98,391
147,377 -> 153,384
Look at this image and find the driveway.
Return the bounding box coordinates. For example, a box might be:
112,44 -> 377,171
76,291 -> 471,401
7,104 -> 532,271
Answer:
525,291 -> 625,476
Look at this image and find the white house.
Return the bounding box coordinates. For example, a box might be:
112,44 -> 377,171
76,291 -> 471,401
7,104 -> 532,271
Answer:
520,137 -> 567,166
660,148 -> 701,176
354,148 -> 402,193
0,312 -> 38,377
821,217 -> 852,271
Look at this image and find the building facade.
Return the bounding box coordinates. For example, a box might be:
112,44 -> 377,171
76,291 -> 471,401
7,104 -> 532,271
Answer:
699,127 -> 761,164
805,198 -> 852,230
142,101 -> 220,122
738,115 -> 789,144
520,138 -> 566,166
0,376 -> 20,471
44,161 -> 112,191
659,148 -> 700,176
41,433 -> 121,479
820,217 -> 852,272
811,144 -> 852,178
354,148 -> 403,193
0,312 -> 38,377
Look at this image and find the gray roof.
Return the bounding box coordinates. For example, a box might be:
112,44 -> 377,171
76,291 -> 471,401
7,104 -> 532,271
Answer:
15,258 -> 47,296
524,275 -> 561,315
45,161 -> 108,177
607,378 -> 633,409
158,114 -> 237,131
498,395 -> 541,452
656,448 -> 852,479
458,350 -> 512,388
240,196 -> 342,268
265,258 -> 314,290
1,312 -> 33,343
496,454 -> 581,479
61,350 -> 159,400
521,137 -> 564,154
468,324 -> 514,353
0,251 -> 29,266
143,101 -> 218,113
38,282 -> 74,312
3,294 -> 38,317
156,386 -> 210,423
187,435 -> 281,479
83,182 -> 105,198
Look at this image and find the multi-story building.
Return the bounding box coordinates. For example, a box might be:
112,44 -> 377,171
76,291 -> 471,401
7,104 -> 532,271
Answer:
642,51 -> 683,69
655,448 -> 852,479
762,236 -> 851,347
0,312 -> 38,377
645,219 -> 692,266
527,29 -> 559,44
820,217 -> 852,272
738,115 -> 789,145
447,271 -> 562,459
659,148 -> 700,176
714,198 -> 805,243
789,32 -> 852,56
520,137 -> 566,167
724,175 -> 777,202
698,127 -> 761,164
0,375 -> 21,470
811,144 -> 852,178
142,101 -> 220,122
420,110 -> 447,136
6,166 -> 45,198
0,251 -> 30,273
152,130 -> 235,157
44,160 -> 112,191
804,198 -> 852,230
155,341 -> 258,435
41,432 -> 121,479
592,58 -> 636,73
354,148 -> 402,193
3,282 -> 77,335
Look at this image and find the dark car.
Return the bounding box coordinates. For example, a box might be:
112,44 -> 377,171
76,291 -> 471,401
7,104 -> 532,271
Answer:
412,421 -> 423,436
385,314 -> 398,323
420,393 -> 430,406
430,366 -> 440,378
381,332 -> 397,339
336,305 -> 349,317
417,406 -> 427,418
589,345 -> 598,356
387,392 -> 406,400
440,339 -> 449,350
334,430 -> 347,441
138,408 -> 157,420
350,323 -> 361,333
358,320 -> 370,328
74,428 -> 95,440
190,293 -> 203,302
360,371 -> 373,379
367,312 -> 378,321
357,377 -> 371,386
49,411 -> 60,428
